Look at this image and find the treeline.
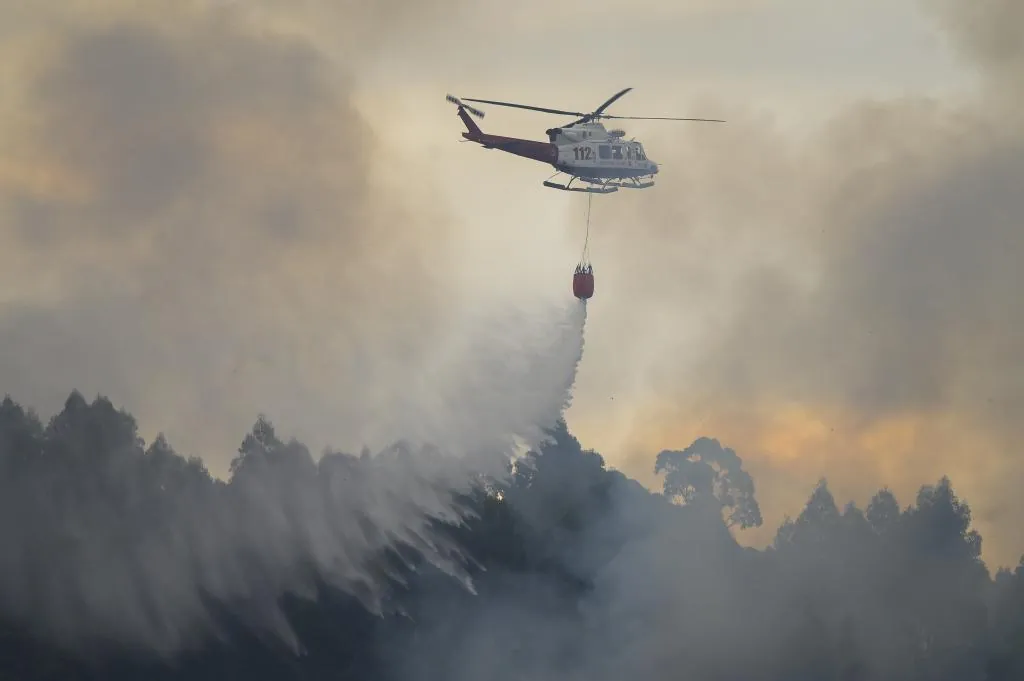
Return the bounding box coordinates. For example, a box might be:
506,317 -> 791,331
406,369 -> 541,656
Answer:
0,391 -> 1021,680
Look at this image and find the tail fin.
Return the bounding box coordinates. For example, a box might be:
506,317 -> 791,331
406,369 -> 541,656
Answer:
446,94 -> 484,139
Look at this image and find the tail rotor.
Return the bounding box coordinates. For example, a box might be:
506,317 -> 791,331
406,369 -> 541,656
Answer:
446,94 -> 486,119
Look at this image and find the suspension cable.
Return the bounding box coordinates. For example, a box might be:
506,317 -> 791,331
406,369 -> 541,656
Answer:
580,192 -> 592,265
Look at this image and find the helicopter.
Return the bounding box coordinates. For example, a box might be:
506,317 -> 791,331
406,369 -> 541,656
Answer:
446,88 -> 724,194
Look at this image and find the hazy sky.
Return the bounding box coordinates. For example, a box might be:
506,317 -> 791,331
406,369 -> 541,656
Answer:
2,0 -> 1022,567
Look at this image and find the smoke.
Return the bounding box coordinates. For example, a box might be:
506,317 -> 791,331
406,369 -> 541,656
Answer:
0,0 -> 474,466
0,296 -> 589,656
570,0 -> 1024,568
387,419 -> 765,681
926,0 -> 1024,91
0,0 -> 599,657
362,299 -> 589,465
4,1 -> 1020,676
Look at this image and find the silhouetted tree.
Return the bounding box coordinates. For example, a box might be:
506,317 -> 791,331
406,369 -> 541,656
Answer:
655,436 -> 763,529
0,391 -> 1018,681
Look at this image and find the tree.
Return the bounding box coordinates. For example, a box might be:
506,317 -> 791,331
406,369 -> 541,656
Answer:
0,391 -> 1017,681
655,437 -> 763,529
866,487 -> 902,535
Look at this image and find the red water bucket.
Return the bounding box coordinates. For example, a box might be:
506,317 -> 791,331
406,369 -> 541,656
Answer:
573,270 -> 594,300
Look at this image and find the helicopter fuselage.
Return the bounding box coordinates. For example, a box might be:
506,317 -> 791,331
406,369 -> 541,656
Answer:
456,106 -> 657,182
549,123 -> 658,180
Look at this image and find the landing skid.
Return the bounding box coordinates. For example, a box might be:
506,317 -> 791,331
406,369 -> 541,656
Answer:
601,177 -> 655,189
543,180 -> 617,194
542,172 -> 656,193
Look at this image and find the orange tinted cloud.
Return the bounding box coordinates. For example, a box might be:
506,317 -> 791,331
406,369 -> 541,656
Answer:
598,397 -> 1022,568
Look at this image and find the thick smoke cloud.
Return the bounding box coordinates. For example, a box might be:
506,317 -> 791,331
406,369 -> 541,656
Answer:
383,418 -> 1013,681
6,382 -> 1015,679
0,301 -> 589,655
575,0 -> 1024,567
3,4 -> 1023,678
0,0 -> 596,656
928,0 -> 1024,88
0,0 -> 490,464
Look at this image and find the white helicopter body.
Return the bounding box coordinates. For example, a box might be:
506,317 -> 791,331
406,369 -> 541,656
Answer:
446,88 -> 722,193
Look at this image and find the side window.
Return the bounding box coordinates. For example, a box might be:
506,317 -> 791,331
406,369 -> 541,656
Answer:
598,145 -> 611,159
611,145 -> 622,160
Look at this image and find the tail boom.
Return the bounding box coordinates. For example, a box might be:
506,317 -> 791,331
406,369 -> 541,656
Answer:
455,106 -> 557,165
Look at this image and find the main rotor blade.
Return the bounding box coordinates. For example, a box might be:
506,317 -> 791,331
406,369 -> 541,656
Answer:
591,87 -> 633,117
566,87 -> 634,126
460,97 -> 584,117
600,115 -> 726,122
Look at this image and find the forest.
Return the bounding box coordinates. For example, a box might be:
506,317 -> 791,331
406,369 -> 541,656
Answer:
0,390 -> 1021,681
